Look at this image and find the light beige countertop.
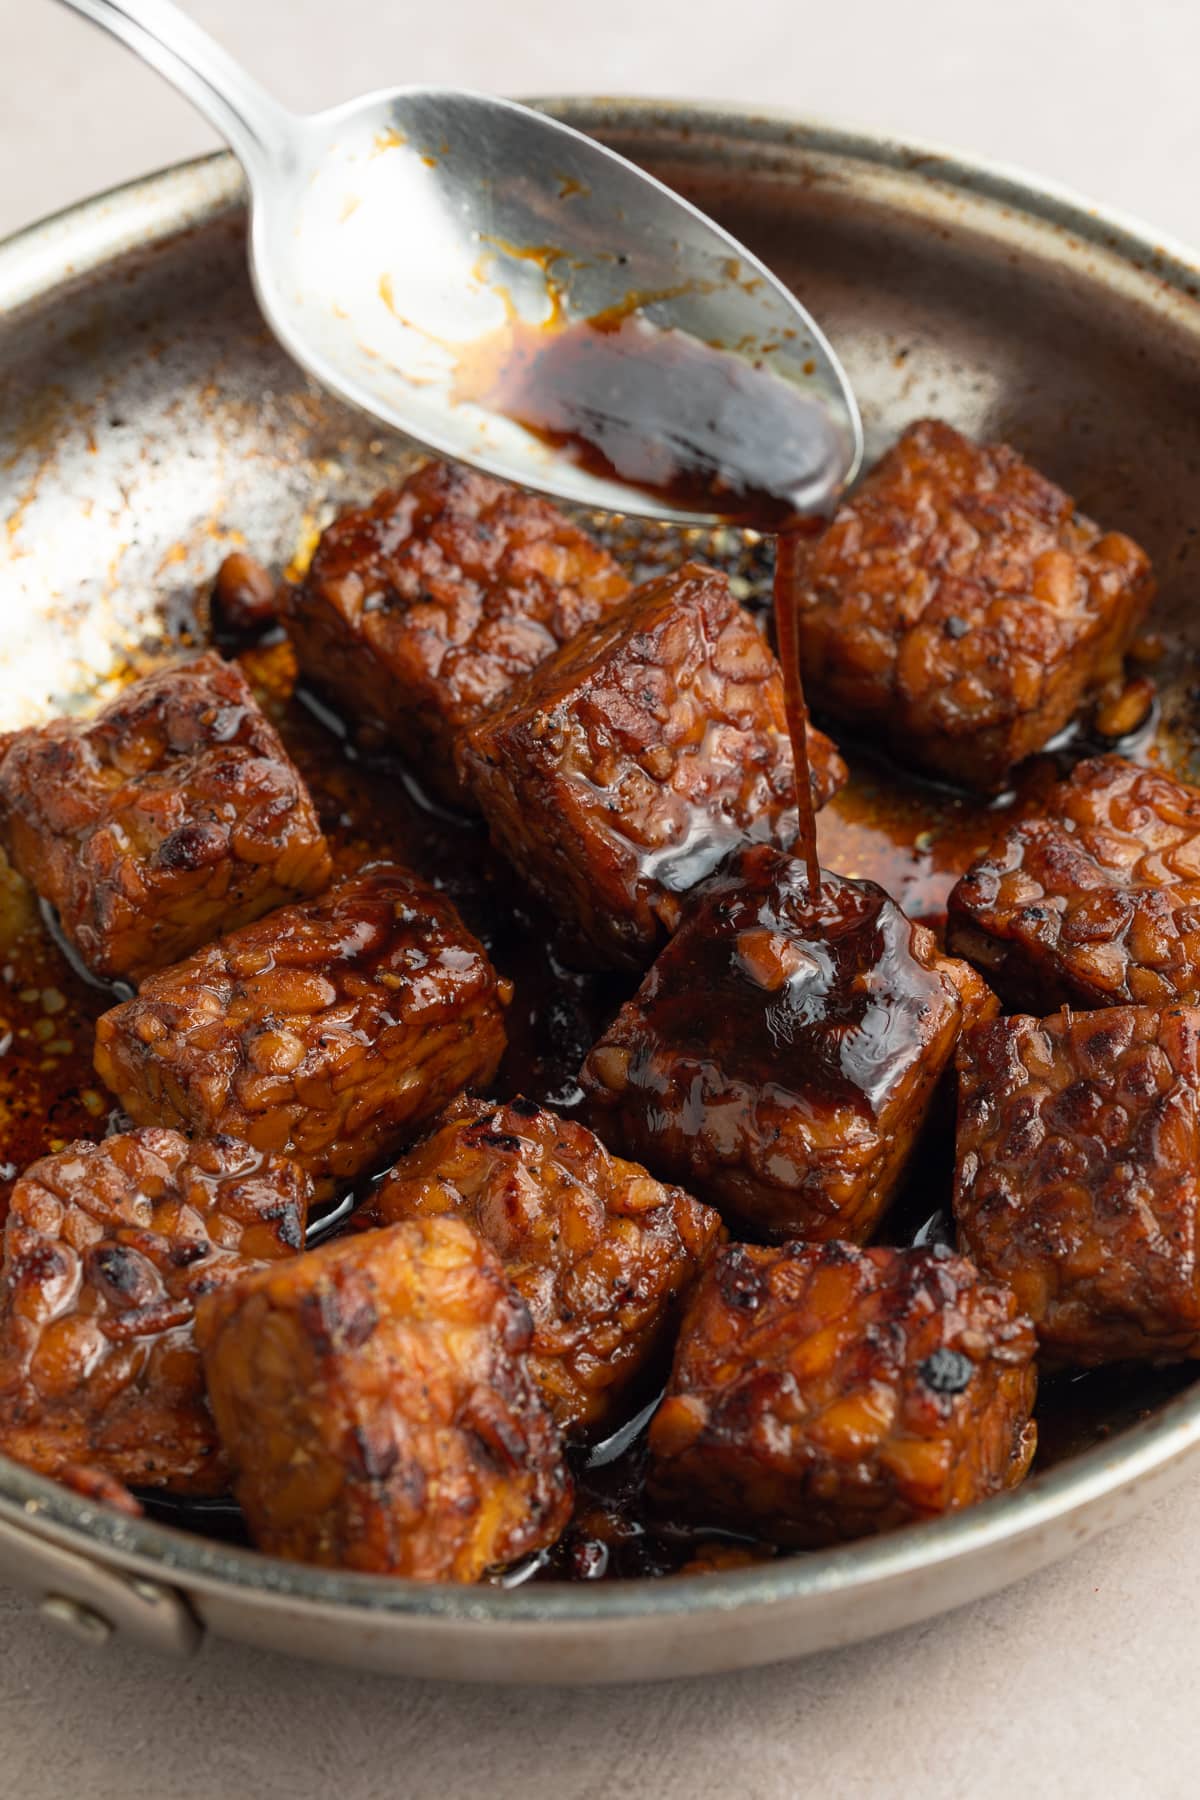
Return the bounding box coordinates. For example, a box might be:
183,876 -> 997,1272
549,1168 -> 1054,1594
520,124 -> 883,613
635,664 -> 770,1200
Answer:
0,1 -> 1197,1794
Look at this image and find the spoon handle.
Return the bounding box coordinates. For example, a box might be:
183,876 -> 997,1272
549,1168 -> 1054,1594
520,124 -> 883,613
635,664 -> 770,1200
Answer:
53,0 -> 291,178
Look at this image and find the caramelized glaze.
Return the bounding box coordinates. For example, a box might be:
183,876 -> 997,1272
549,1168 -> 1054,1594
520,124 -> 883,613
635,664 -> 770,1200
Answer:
579,846 -> 977,1243
0,522 -> 1176,1577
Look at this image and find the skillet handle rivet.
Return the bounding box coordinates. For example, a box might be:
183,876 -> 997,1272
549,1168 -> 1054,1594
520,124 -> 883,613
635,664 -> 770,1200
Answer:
38,1593 -> 114,1645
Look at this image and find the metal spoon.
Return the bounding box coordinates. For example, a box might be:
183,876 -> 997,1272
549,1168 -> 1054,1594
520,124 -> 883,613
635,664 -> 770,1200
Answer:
55,0 -> 862,523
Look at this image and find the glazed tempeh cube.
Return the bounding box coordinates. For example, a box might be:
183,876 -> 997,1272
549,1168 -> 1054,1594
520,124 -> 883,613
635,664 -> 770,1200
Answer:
0,1128 -> 309,1493
460,563 -> 848,970
197,1217 -> 572,1579
581,845 -> 993,1241
956,1004 -> 1200,1363
286,460 -> 630,805
647,1240 -> 1037,1545
92,865 -> 507,1191
786,419 -> 1155,792
0,651 -> 331,981
368,1095 -> 723,1434
947,755 -> 1200,1011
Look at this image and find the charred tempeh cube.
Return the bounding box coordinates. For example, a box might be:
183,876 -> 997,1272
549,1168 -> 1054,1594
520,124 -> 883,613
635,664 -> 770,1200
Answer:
647,1240 -> 1037,1545
0,1128 -> 309,1493
286,460 -> 630,806
368,1095 -> 722,1434
460,563 -> 848,970
947,755 -> 1200,1011
581,845 -> 992,1242
0,652 -> 332,982
786,419 -> 1155,792
196,1217 -> 572,1579
92,865 -> 508,1191
956,1004 -> 1200,1364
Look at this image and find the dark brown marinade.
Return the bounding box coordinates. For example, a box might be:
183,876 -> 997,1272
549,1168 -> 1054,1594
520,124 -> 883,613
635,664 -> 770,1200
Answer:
457,311 -> 842,529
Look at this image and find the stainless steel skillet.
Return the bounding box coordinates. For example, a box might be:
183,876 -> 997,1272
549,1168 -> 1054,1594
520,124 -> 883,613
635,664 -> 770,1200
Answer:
2,102 -> 1200,1683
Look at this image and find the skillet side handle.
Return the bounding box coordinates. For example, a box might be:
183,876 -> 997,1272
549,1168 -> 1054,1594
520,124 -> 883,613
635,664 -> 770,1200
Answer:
0,1511 -> 201,1655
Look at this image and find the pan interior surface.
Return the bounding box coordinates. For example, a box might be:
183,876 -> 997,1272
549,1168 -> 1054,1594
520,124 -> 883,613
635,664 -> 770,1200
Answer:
2,106 -> 1200,1680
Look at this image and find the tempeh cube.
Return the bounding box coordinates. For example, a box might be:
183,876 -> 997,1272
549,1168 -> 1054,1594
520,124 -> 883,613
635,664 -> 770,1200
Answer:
286,460 -> 630,806
0,651 -> 332,981
368,1095 -> 722,1434
956,1003 -> 1200,1364
786,419 -> 1155,792
196,1217 -> 573,1579
647,1239 -> 1037,1545
92,865 -> 507,1191
0,1128 -> 309,1493
460,562 -> 848,970
947,755 -> 1200,1011
581,845 -> 993,1241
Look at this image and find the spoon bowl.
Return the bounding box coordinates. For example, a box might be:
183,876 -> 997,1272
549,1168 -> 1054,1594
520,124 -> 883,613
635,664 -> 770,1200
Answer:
56,2 -> 862,522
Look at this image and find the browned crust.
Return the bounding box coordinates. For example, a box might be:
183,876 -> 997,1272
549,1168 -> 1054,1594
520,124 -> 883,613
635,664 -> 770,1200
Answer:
0,651 -> 332,981
369,1094 -> 722,1433
581,845 -> 983,1241
647,1239 -> 1038,1545
947,755 -> 1200,1010
0,1128 -> 309,1493
196,1217 -> 573,1579
956,1003 -> 1200,1363
461,563 -> 848,969
788,419 -> 1155,791
93,865 -> 507,1190
286,460 -> 631,805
